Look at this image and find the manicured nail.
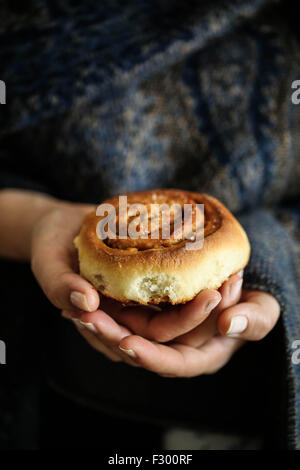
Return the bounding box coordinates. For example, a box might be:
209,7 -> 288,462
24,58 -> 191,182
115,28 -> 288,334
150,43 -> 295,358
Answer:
70,291 -> 92,312
119,346 -> 137,359
71,318 -> 84,329
77,320 -> 97,333
229,278 -> 243,299
205,297 -> 221,314
226,316 -> 248,335
237,270 -> 244,278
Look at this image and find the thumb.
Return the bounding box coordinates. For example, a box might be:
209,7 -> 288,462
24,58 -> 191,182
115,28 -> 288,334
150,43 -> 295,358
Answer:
31,206 -> 99,312
217,290 -> 280,341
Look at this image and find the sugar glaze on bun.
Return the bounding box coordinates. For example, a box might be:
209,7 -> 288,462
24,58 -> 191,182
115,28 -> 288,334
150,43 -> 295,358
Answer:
74,189 -> 250,305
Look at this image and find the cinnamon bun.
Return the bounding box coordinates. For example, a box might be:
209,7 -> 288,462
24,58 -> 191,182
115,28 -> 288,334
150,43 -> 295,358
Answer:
74,189 -> 250,305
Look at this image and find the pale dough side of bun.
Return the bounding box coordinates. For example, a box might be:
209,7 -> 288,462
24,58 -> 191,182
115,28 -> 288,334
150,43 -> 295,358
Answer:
74,191 -> 250,305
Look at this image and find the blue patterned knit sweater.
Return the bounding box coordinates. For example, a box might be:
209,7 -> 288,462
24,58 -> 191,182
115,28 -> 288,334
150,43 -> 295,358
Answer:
0,0 -> 300,449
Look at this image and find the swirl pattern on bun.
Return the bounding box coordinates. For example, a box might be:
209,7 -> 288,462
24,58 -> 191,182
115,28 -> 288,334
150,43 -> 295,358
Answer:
103,191 -> 220,250
74,189 -> 250,305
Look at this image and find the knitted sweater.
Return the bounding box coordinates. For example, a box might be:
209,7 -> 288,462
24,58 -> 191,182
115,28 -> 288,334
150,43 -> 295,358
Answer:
0,0 -> 300,449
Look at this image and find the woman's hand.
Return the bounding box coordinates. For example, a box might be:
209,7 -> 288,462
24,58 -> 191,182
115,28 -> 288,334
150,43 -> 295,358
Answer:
27,195 -> 230,370
63,272 -> 280,376
23,190 -> 280,377
0,189 -> 280,376
31,202 -> 101,313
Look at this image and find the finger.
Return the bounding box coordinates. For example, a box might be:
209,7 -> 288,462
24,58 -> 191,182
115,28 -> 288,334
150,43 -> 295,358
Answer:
80,309 -> 132,340
176,272 -> 243,347
112,290 -> 221,343
118,334 -> 244,377
218,289 -> 280,340
65,310 -> 139,366
215,271 -> 243,312
31,207 -> 99,312
175,308 -> 220,348
73,320 -> 122,362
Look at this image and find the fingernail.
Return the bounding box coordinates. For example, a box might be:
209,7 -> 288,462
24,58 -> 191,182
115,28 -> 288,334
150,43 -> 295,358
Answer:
229,278 -> 243,299
71,318 -> 85,329
226,316 -> 248,335
237,270 -> 244,278
77,320 -> 98,333
205,297 -> 221,313
70,291 -> 92,312
119,346 -> 137,359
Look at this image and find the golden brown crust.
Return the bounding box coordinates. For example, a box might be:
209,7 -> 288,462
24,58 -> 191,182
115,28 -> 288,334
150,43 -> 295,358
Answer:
74,189 -> 251,305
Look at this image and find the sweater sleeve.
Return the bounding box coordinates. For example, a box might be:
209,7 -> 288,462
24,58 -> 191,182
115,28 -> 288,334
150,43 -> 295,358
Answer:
238,205 -> 300,449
